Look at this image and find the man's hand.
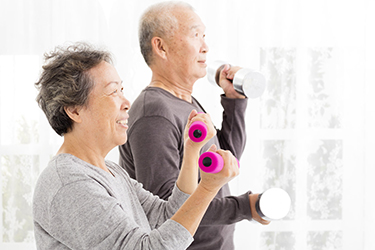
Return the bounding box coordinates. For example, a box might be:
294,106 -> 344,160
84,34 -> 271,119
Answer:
218,64 -> 246,99
249,193 -> 271,225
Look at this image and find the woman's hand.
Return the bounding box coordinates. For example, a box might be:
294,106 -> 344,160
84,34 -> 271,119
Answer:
198,146 -> 240,194
177,110 -> 216,195
172,145 -> 240,236
183,110 -> 216,152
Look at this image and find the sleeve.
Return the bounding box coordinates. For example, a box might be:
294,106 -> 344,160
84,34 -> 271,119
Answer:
199,192 -> 253,225
129,177 -> 191,229
49,180 -> 193,250
216,95 -> 248,159
123,116 -> 182,200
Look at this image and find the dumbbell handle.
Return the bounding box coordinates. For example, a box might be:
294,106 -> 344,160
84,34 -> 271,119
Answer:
198,151 -> 239,173
188,121 -> 208,143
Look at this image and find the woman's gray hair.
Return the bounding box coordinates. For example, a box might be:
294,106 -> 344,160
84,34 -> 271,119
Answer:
139,1 -> 194,66
35,42 -> 113,136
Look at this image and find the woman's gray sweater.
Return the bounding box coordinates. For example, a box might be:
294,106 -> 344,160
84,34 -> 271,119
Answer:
33,154 -> 193,249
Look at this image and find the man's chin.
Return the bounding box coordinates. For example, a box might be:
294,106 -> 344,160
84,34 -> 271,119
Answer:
199,70 -> 207,79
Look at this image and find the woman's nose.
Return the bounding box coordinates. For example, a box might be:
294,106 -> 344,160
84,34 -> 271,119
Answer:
121,95 -> 131,111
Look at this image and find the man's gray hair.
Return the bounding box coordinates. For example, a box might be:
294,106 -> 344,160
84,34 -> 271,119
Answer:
35,42 -> 113,136
139,1 -> 194,66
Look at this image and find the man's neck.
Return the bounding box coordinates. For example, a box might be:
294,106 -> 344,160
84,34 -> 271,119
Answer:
149,73 -> 193,103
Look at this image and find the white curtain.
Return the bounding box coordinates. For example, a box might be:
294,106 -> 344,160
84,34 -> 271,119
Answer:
0,0 -> 374,249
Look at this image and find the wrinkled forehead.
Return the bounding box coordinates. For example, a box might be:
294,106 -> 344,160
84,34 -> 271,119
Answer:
173,8 -> 206,32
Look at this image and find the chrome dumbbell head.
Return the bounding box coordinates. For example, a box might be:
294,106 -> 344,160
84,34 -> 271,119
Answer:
233,68 -> 266,99
207,60 -> 266,98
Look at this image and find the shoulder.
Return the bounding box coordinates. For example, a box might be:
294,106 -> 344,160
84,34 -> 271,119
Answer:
130,87 -> 180,119
34,154 -> 115,199
33,155 -> 94,198
33,154 -> 92,224
128,87 -> 195,133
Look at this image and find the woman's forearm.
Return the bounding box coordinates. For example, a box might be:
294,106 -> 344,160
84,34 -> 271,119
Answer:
173,148 -> 239,236
171,184 -> 219,236
175,146 -> 200,195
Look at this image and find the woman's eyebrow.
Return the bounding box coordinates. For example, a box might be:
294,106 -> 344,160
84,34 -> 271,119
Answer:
105,80 -> 123,88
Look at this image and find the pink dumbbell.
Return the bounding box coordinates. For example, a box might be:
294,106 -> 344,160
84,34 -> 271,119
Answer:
198,151 -> 240,173
188,121 -> 208,143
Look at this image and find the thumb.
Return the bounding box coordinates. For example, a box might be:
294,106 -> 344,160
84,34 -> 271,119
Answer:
187,109 -> 198,123
220,64 -> 230,78
207,144 -> 217,152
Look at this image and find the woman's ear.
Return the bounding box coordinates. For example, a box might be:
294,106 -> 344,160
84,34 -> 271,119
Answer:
64,106 -> 82,124
151,37 -> 168,59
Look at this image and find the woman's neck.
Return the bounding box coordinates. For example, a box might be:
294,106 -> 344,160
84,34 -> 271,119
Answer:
57,132 -> 110,174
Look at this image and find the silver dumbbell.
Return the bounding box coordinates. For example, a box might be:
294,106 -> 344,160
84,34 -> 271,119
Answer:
255,188 -> 291,220
207,60 -> 266,99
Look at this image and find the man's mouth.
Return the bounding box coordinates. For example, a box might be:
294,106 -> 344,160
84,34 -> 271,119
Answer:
198,60 -> 207,66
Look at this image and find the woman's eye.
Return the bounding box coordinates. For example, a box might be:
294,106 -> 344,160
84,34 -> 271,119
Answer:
108,85 -> 124,96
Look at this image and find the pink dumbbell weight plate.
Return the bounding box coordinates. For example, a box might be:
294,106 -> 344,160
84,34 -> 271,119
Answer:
199,152 -> 240,173
188,121 -> 207,143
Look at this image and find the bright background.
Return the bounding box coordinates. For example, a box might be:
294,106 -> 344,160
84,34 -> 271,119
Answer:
1,0 -> 374,249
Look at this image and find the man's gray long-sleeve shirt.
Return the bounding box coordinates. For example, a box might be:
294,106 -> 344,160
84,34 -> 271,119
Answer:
119,87 -> 253,250
33,153 -> 193,249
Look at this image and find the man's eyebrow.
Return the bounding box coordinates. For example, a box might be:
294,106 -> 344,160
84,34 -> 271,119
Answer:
190,24 -> 206,31
190,24 -> 199,30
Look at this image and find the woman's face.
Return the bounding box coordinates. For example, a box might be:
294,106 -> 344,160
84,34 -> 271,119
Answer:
80,61 -> 131,149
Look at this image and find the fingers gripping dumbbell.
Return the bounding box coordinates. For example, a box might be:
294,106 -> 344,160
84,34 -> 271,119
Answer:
198,151 -> 240,174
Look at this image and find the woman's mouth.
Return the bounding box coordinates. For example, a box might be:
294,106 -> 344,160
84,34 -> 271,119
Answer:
116,119 -> 128,128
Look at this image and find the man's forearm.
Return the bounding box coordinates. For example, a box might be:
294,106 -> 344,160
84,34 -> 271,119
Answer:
218,95 -> 247,158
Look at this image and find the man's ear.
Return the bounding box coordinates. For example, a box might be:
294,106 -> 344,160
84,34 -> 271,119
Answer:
64,106 -> 83,124
151,37 -> 168,59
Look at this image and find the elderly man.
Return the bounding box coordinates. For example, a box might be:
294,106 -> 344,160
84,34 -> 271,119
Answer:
119,2 -> 269,249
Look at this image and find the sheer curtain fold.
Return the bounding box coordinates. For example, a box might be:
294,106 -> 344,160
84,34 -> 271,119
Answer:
0,0 -> 373,249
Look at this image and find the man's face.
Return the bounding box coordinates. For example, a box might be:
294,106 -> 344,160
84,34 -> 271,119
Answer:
166,8 -> 209,83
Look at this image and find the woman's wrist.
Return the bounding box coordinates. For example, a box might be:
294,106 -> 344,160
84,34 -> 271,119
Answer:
197,180 -> 221,197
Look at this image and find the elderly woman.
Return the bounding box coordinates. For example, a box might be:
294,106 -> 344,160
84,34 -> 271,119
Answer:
32,43 -> 239,250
